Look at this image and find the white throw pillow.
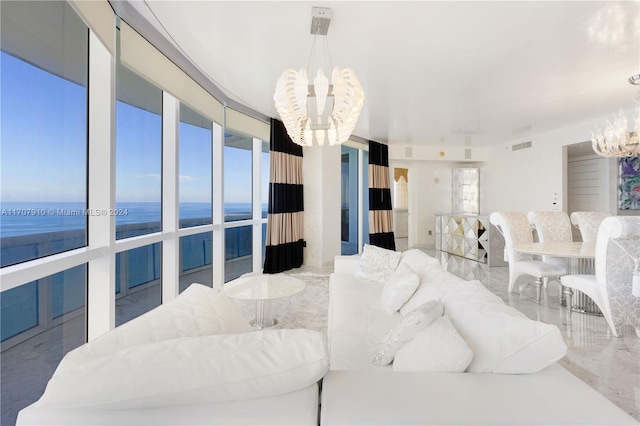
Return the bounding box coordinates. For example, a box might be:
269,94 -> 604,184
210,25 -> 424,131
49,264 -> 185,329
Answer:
380,263 -> 420,314
56,283 -> 251,375
372,299 -> 443,366
355,244 -> 401,284
393,315 -> 473,372
38,329 -> 329,409
398,249 -> 443,272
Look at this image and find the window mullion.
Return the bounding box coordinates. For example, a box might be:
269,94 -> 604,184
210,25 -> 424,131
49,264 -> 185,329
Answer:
161,92 -> 180,303
211,120 -> 225,290
87,30 -> 116,341
252,137 -> 262,273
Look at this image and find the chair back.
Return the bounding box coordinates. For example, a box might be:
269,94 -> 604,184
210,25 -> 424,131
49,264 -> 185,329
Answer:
595,216 -> 640,335
527,211 -> 573,243
489,212 -> 533,264
570,211 -> 613,242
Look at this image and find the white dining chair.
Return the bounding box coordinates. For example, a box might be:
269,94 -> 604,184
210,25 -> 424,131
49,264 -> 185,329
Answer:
570,211 -> 613,242
527,211 -> 573,298
489,212 -> 567,304
561,216 -> 640,337
527,211 -> 573,263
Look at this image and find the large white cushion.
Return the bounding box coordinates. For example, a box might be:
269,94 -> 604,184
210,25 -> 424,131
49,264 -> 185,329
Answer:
18,385 -> 320,425
320,366 -> 638,425
398,249 -> 443,272
393,315 -> 473,372
56,283 -> 251,374
327,274 -> 399,370
402,278 -> 567,373
355,244 -> 401,284
380,263 -> 420,314
372,299 -> 443,366
399,267 -> 459,316
38,329 -> 329,409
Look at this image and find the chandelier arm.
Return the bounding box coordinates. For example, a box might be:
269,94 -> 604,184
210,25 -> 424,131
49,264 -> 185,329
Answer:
591,73 -> 640,158
306,36 -> 319,76
323,36 -> 334,73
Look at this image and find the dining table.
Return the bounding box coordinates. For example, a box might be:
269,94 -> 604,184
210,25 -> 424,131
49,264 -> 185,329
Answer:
512,241 -> 601,315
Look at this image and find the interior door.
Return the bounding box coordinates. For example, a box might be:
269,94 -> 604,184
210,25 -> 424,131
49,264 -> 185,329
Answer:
566,149 -> 609,241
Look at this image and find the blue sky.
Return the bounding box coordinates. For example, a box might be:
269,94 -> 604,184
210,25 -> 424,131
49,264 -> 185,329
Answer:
180,122 -> 212,203
1,52 -> 86,202
1,51 -> 268,205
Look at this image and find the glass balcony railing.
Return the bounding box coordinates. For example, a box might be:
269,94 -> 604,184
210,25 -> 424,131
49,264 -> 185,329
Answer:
0,229 -> 86,269
1,218 -> 255,347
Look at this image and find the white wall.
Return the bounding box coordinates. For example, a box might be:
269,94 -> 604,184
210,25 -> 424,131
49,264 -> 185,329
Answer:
481,117 -> 621,215
303,145 -> 341,267
388,109 -> 634,249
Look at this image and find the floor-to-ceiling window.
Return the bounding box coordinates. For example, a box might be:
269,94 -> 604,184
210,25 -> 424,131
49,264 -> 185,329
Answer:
0,4 -> 271,424
0,2 -> 89,424
224,132 -> 254,281
114,27 -> 163,325
222,129 -> 269,281
178,103 -> 213,289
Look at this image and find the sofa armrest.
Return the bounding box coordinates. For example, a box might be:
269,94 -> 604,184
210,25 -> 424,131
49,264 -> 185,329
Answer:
334,255 -> 361,275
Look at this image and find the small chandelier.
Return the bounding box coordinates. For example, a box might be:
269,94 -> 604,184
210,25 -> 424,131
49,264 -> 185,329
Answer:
274,7 -> 364,147
591,74 -> 640,157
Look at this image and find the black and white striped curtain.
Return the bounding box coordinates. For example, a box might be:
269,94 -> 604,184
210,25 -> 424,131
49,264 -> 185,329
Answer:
263,119 -> 304,273
368,140 -> 396,250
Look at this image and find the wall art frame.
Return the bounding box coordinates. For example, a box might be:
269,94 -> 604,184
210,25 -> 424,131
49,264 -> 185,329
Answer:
618,155 -> 640,210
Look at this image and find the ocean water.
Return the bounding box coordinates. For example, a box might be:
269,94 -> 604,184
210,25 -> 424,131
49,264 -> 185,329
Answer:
0,201 -> 261,238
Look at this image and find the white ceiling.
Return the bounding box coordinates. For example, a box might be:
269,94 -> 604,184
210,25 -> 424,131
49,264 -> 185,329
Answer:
116,1 -> 640,148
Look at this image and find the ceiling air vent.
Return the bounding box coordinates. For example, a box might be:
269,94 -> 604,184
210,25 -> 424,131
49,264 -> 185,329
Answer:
405,147 -> 413,158
512,141 -> 532,151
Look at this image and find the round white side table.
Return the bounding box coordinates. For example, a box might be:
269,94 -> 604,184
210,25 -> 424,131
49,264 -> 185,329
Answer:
222,274 -> 306,328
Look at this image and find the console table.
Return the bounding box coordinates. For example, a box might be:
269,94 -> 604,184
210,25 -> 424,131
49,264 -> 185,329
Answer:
435,213 -> 506,266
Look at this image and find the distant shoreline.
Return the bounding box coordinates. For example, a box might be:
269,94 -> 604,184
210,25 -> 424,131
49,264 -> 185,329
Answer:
0,201 -> 265,238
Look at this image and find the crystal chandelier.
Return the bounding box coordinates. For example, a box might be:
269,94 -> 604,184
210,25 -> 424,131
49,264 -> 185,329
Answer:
591,74 -> 640,157
273,7 -> 364,147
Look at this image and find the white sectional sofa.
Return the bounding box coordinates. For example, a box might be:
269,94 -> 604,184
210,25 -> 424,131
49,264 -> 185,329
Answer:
17,283 -> 328,425
320,248 -> 637,425
16,251 -> 638,426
